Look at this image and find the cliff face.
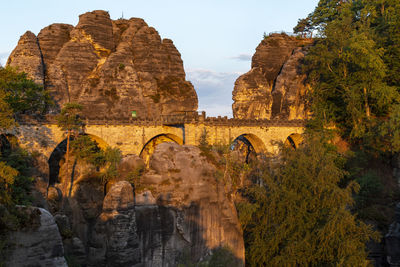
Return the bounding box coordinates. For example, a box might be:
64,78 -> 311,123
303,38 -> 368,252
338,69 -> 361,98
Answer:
46,144 -> 244,266
4,207 -> 68,266
232,34 -> 313,120
7,10 -> 198,119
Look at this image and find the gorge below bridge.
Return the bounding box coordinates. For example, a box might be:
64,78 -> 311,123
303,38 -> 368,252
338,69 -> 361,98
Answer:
12,112 -> 305,170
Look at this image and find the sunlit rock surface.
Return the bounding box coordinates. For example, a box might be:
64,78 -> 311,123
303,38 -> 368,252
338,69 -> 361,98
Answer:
45,144 -> 243,266
7,10 -> 198,120
232,33 -> 313,120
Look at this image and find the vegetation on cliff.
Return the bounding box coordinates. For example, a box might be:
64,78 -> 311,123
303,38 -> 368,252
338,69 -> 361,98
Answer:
237,132 -> 379,266
0,66 -> 53,263
300,0 -> 400,151
235,0 -> 400,265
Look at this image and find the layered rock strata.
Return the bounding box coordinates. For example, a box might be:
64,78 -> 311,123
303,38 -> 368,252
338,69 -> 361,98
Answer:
232,33 -> 313,120
7,10 -> 198,120
47,145 -> 244,266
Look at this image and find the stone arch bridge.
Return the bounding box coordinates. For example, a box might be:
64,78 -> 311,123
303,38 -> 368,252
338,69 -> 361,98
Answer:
12,112 -> 305,163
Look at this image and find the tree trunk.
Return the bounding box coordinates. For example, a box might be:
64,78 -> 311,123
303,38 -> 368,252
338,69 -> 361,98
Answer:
64,130 -> 70,193
363,87 -> 371,118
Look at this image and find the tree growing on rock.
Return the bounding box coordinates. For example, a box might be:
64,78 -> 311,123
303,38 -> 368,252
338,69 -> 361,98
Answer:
237,133 -> 380,266
0,66 -> 52,118
56,103 -> 83,189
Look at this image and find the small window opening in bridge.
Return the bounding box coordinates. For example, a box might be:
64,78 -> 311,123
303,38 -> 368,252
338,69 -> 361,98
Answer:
231,135 -> 257,163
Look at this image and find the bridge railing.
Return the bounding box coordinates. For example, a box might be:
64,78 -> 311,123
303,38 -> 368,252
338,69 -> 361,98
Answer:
16,112 -> 306,127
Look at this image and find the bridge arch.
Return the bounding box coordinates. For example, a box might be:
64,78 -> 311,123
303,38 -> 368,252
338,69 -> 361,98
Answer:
48,134 -> 109,186
231,133 -> 266,154
140,133 -> 183,163
285,133 -> 303,149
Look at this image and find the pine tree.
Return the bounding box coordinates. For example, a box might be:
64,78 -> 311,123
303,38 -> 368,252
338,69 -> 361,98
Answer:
237,133 -> 380,266
56,103 -> 83,190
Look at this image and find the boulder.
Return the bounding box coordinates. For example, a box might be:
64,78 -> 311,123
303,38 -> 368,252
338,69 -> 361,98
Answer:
4,207 -> 67,267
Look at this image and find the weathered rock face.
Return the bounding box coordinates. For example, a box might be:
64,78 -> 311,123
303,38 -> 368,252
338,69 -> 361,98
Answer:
138,142 -> 245,266
232,34 -> 313,120
7,31 -> 45,85
4,207 -> 67,267
89,181 -> 141,266
47,145 -> 244,266
8,10 -> 198,120
386,203 -> 400,266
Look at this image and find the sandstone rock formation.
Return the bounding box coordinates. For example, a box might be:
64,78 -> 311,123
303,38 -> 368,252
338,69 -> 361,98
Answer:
4,207 -> 67,266
386,203 -> 400,266
139,142 -> 245,265
89,181 -> 140,266
46,144 -> 244,266
7,31 -> 45,85
7,10 -> 198,120
232,33 -> 313,120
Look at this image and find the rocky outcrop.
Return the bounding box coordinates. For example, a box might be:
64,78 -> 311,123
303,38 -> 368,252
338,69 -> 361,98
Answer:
4,207 -> 67,267
7,10 -> 198,120
232,33 -> 313,120
7,31 -> 45,85
138,142 -> 245,265
386,203 -> 400,266
89,181 -> 140,266
47,144 -> 244,266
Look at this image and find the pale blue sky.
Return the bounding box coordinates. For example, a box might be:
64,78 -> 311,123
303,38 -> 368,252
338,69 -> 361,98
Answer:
0,0 -> 318,117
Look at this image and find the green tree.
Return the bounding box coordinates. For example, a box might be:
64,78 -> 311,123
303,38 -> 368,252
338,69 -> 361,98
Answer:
100,147 -> 122,185
0,161 -> 19,206
237,133 -> 379,266
304,1 -> 400,150
293,17 -> 313,37
56,103 -> 83,187
0,66 -> 52,117
0,91 -> 16,131
70,135 -> 105,168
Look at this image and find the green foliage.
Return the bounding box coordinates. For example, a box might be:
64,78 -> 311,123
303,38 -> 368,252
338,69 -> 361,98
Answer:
237,133 -> 379,266
0,66 -> 53,117
99,147 -> 122,184
293,17 -> 313,37
177,246 -> 239,267
127,165 -> 145,192
207,246 -> 241,267
0,91 -> 15,131
70,135 -> 104,167
0,161 -> 19,205
56,103 -> 83,132
0,67 -> 51,263
199,128 -> 210,150
302,0 -> 400,153
355,171 -> 383,208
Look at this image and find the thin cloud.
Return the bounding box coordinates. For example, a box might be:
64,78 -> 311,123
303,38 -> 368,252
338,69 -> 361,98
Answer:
187,69 -> 244,117
187,68 -> 243,85
229,53 -> 252,62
